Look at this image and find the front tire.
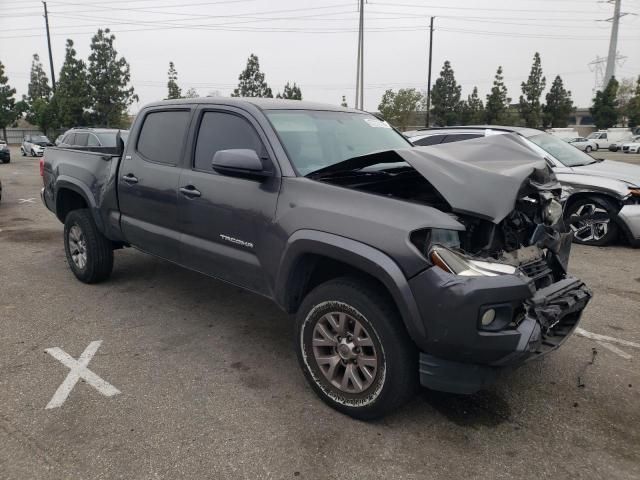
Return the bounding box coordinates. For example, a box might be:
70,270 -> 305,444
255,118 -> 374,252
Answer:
565,196 -> 619,246
63,209 -> 114,283
30,149 -> 36,157
295,277 -> 417,420
21,147 -> 26,156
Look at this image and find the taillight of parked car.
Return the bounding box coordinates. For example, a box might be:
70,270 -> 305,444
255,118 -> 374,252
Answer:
39,157 -> 44,177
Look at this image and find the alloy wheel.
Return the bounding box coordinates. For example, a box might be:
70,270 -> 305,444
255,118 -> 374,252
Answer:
569,203 -> 610,242
311,311 -> 379,394
68,225 -> 88,269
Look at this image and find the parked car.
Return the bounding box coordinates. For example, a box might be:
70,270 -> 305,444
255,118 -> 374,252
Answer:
21,134 -> 53,157
565,137 -> 597,153
57,127 -> 129,153
406,127 -> 640,247
55,134 -> 64,146
0,140 -> 10,164
621,136 -> 640,154
41,98 -> 592,419
586,129 -> 633,150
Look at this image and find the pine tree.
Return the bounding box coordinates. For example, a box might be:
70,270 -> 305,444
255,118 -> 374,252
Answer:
56,39 -> 90,127
184,87 -> 198,98
542,75 -> 574,128
0,61 -> 18,141
627,76 -> 640,128
518,52 -> 546,128
88,28 -> 137,127
430,61 -> 461,126
377,88 -> 423,130
485,66 -> 511,124
231,54 -> 273,98
340,95 -> 348,108
276,82 -> 302,100
460,86 -> 484,125
167,61 -> 181,99
590,77 -> 619,129
27,54 -> 51,101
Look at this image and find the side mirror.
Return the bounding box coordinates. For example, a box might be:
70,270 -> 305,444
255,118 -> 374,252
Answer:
116,131 -> 125,156
212,149 -> 269,178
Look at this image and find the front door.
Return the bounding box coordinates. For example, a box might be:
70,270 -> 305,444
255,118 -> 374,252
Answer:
118,108 -> 192,261
177,107 -> 280,294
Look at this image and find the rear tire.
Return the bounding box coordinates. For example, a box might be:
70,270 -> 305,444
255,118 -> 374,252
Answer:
295,277 -> 417,420
584,145 -> 592,153
63,209 -> 114,283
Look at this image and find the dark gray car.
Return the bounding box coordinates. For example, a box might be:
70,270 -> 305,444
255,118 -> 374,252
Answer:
41,99 -> 591,419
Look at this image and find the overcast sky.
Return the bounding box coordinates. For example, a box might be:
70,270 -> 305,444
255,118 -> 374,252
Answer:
1,0 -> 639,114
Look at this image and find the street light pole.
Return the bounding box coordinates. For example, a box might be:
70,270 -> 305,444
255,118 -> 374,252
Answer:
425,16 -> 434,127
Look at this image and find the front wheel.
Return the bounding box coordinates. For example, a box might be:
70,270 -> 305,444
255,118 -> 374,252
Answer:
64,209 -> 114,283
30,149 -> 36,157
20,147 -> 26,156
565,196 -> 619,246
295,277 -> 417,420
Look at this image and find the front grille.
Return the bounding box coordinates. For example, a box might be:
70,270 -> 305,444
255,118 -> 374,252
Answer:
520,257 -> 553,288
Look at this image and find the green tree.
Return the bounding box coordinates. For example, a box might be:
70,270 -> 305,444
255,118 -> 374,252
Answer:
29,96 -> 59,135
616,77 -> 636,126
276,81 -> 302,100
377,88 -> 423,130
0,61 -> 19,141
542,75 -> 574,128
231,54 -> 273,98
340,95 -> 348,108
627,76 -> 640,128
56,39 -> 90,127
184,87 -> 198,98
88,28 -> 137,127
430,60 -> 461,126
485,66 -> 511,124
518,52 -> 546,128
27,54 -> 51,101
167,61 -> 181,99
460,86 -> 484,125
590,77 -> 619,129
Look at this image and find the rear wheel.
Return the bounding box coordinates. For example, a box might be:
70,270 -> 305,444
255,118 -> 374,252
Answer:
584,145 -> 592,153
63,209 -> 114,283
295,277 -> 417,420
565,196 -> 619,246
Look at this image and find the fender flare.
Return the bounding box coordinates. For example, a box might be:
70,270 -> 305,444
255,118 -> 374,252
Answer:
275,229 -> 426,340
54,176 -> 105,231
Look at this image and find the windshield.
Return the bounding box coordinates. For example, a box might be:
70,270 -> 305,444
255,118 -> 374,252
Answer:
265,110 -> 411,175
527,132 -> 596,167
95,130 -> 129,147
31,136 -> 50,143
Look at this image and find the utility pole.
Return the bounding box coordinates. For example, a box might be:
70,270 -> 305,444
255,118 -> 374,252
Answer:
425,16 -> 434,127
603,0 -> 621,86
42,1 -> 56,92
355,0 -> 365,110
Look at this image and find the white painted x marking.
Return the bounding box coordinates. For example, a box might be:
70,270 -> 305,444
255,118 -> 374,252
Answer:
45,341 -> 120,409
18,198 -> 35,204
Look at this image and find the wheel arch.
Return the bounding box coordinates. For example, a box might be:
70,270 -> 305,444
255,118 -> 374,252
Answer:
275,230 -> 426,342
54,178 -> 100,226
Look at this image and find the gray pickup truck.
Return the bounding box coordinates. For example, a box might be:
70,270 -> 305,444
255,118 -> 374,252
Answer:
41,98 -> 591,419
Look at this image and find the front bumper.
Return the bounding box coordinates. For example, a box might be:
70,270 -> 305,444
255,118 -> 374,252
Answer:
409,263 -> 591,394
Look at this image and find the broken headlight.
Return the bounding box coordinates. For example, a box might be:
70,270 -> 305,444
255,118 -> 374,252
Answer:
429,245 -> 517,276
543,199 -> 563,226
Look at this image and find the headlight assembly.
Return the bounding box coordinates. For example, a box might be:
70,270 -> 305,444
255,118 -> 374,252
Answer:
429,245 -> 517,277
543,199 -> 563,225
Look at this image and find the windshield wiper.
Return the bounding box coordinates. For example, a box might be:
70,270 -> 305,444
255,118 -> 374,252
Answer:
307,168 -> 390,180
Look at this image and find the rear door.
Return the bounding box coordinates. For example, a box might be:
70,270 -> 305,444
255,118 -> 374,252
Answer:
118,107 -> 192,261
177,106 -> 280,294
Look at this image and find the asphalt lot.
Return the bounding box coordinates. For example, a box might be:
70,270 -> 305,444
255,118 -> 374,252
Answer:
1,146 -> 639,480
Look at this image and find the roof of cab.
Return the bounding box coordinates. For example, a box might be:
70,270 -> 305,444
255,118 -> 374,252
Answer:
143,97 -> 364,114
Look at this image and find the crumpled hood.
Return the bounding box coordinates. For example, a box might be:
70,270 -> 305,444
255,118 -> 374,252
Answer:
570,160 -> 640,187
396,133 -> 553,223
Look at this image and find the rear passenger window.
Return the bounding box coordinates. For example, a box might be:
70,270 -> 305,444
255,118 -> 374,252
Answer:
75,133 -> 89,147
413,134 -> 446,146
137,110 -> 190,165
64,133 -> 75,145
87,134 -> 100,147
194,111 -> 265,172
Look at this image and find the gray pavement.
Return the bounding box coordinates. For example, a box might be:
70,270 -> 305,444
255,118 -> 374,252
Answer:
1,147 -> 639,479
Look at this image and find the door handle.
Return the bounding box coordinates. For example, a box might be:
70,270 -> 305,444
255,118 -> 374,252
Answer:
122,174 -> 138,184
180,186 -> 201,198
